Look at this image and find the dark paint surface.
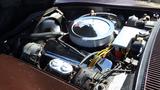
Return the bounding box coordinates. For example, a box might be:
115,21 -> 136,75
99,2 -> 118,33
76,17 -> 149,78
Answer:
0,54 -> 78,90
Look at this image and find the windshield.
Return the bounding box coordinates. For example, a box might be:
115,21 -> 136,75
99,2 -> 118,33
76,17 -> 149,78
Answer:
55,0 -> 160,9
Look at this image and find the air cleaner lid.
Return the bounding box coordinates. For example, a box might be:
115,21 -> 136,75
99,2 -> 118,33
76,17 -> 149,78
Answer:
72,16 -> 114,40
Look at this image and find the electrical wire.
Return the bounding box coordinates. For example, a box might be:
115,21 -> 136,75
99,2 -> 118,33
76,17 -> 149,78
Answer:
88,45 -> 113,68
79,51 -> 98,65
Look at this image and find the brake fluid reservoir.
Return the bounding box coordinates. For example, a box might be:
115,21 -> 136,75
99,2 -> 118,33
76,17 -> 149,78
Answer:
48,58 -> 73,75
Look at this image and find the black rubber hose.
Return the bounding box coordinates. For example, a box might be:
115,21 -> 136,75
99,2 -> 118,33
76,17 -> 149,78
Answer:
30,32 -> 65,38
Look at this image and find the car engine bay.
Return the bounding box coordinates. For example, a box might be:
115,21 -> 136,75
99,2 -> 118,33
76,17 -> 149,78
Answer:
0,5 -> 159,90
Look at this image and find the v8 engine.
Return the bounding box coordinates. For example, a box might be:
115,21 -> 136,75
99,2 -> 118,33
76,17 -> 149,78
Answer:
5,7 -> 158,90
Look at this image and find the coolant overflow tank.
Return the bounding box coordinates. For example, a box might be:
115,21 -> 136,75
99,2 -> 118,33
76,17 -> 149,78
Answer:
69,16 -> 114,48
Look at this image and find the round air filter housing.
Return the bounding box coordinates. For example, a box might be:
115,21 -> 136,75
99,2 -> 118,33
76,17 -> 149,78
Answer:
69,16 -> 114,48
